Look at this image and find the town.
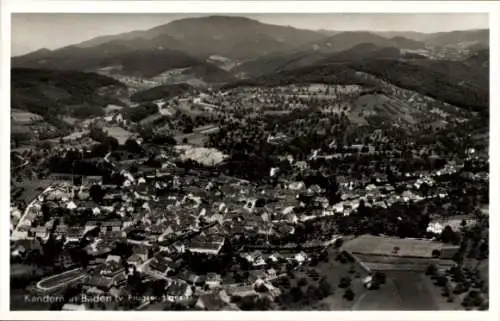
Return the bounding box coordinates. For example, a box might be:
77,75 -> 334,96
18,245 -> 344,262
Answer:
10,80 -> 489,311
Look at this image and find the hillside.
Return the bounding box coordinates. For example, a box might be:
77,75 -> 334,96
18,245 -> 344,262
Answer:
389,37 -> 425,50
223,63 -> 372,89
116,48 -> 202,78
225,57 -> 488,114
424,29 -> 489,47
12,41 -> 204,79
303,31 -> 395,53
130,83 -> 193,103
349,59 -> 489,113
11,68 -> 127,118
465,49 -> 489,69
234,33 -> 422,77
321,44 -> 401,63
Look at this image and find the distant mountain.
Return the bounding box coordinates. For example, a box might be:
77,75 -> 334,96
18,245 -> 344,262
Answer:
321,44 -> 401,63
303,31 -> 395,53
74,15 -> 326,60
234,39 -> 403,77
374,31 -> 429,41
11,68 -> 127,119
424,29 -> 489,47
13,15 -> 328,80
13,48 -> 53,64
389,37 -> 425,50
12,35 -> 204,76
316,29 -> 340,37
142,15 -> 326,59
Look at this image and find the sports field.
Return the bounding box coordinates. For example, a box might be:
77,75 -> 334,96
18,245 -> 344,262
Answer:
37,268 -> 87,290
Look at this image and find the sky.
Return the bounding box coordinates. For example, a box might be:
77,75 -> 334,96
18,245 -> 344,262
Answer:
11,13 -> 489,56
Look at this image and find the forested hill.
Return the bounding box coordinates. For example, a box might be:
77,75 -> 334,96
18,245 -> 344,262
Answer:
11,68 -> 127,118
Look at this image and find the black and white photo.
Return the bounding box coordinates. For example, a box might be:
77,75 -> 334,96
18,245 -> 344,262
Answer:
4,1 -> 494,316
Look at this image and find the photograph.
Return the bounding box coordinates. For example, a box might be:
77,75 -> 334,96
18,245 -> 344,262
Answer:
6,1 -> 492,316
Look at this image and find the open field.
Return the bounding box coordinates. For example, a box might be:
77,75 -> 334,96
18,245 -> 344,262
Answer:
353,254 -> 456,271
11,179 -> 58,204
11,109 -> 43,124
103,126 -> 133,145
352,271 -> 438,310
342,235 -> 447,258
175,132 -> 209,146
299,247 -> 371,310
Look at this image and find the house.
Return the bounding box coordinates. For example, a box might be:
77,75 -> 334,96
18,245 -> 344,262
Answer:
187,237 -> 225,256
127,254 -> 144,267
85,176 -> 103,186
105,255 -> 122,265
249,270 -> 267,283
85,221 -> 99,230
67,227 -> 85,241
294,252 -> 308,264
101,221 -> 122,233
132,246 -> 149,262
266,268 -> 277,278
29,226 -> 48,239
85,275 -> 114,290
54,224 -> 69,236
205,273 -> 222,289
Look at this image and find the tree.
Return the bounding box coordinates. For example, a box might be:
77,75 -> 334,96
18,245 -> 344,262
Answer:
393,246 -> 400,254
425,263 -> 438,276
306,285 -> 319,301
318,277 -> 333,298
290,286 -> 303,302
41,201 -> 51,221
298,277 -> 308,287
89,184 -> 105,203
374,271 -> 386,285
435,275 -> 448,287
339,276 -> 352,288
441,225 -> 459,244
125,138 -> 142,154
431,249 -> 441,258
343,288 -> 355,301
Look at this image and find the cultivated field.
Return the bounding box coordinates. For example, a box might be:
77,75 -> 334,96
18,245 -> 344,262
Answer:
353,254 -> 456,272
11,109 -> 43,124
352,271 -> 438,310
342,235 -> 446,258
